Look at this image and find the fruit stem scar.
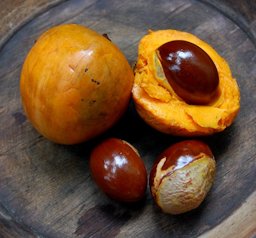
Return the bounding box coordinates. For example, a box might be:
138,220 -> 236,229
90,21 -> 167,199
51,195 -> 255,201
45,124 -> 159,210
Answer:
102,33 -> 111,41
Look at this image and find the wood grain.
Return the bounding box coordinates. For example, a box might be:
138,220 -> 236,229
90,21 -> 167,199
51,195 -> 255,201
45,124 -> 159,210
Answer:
0,0 -> 255,237
201,0 -> 256,46
0,0 -> 65,51
200,190 -> 256,238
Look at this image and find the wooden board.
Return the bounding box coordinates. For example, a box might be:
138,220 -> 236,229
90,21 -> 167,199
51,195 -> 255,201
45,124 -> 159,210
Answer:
0,0 -> 255,237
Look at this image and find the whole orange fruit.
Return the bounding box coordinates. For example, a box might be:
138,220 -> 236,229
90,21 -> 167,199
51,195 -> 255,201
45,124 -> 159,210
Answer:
20,24 -> 134,144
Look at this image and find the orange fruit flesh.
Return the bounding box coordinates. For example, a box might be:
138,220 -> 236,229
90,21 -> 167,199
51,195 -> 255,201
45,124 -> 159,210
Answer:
132,29 -> 240,136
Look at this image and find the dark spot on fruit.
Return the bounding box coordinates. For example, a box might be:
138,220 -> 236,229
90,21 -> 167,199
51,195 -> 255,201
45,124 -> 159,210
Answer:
91,79 -> 100,85
89,100 -> 97,106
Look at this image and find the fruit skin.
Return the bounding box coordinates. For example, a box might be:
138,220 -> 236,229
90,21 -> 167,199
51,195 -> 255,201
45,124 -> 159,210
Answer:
150,140 -> 216,215
132,29 -> 240,136
90,138 -> 147,202
20,24 -> 134,144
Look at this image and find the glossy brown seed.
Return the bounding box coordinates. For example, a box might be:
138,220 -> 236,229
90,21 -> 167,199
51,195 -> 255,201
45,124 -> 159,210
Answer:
149,140 -> 216,214
150,140 -> 213,187
90,138 -> 147,202
157,40 -> 219,105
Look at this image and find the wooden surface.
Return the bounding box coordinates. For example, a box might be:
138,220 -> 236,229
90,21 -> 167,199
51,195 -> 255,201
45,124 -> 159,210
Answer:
0,0 -> 256,237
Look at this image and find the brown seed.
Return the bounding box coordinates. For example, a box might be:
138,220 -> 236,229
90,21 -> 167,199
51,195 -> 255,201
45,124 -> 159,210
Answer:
90,138 -> 147,202
150,140 -> 216,214
157,40 -> 219,105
